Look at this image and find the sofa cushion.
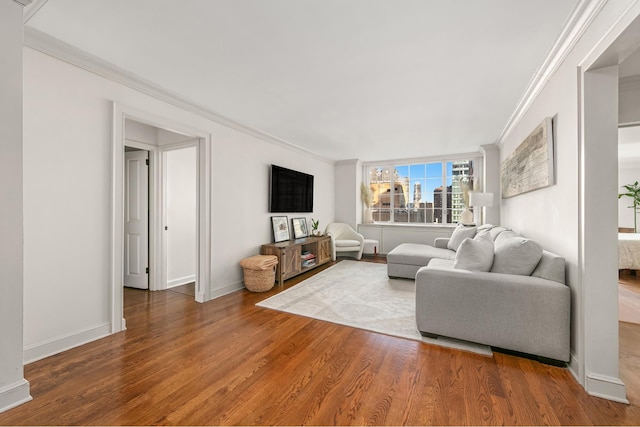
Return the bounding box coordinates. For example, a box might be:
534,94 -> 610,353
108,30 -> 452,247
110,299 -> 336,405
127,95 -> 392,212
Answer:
477,224 -> 494,232
453,232 -> 494,272
531,250 -> 566,284
387,243 -> 455,266
447,224 -> 477,251
426,258 -> 455,269
491,232 -> 543,276
489,226 -> 512,241
335,239 -> 360,247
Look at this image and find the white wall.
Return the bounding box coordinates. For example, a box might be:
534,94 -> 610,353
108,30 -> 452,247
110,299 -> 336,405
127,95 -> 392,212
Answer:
0,0 -> 31,412
334,159 -> 361,229
358,223 -> 455,254
498,0 -> 639,402
22,47 -> 335,361
166,146 -> 197,287
480,144 -> 501,225
620,76 -> 640,124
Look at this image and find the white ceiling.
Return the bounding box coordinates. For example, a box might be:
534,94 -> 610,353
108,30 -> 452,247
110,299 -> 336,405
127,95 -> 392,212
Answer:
26,0 -> 581,162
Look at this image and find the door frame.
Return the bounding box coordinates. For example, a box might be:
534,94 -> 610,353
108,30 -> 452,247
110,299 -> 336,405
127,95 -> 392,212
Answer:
577,0 -> 640,403
112,103 -> 212,332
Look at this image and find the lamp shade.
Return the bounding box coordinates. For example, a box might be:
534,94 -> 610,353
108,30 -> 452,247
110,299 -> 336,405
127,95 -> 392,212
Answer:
469,192 -> 494,207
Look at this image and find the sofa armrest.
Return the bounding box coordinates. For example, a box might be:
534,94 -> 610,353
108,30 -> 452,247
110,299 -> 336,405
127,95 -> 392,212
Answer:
434,238 -> 450,249
415,265 -> 570,361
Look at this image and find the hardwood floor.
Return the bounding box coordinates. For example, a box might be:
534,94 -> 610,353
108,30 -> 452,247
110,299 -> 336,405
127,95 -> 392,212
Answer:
168,281 -> 196,297
619,271 -> 640,324
2,258 -> 640,425
619,271 -> 640,408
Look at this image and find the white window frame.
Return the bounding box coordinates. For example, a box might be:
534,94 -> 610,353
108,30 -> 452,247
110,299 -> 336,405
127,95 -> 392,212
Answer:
363,152 -> 482,225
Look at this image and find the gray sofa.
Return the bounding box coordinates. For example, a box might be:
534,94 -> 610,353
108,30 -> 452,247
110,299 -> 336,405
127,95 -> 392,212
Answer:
390,224 -> 570,363
387,225 -> 510,279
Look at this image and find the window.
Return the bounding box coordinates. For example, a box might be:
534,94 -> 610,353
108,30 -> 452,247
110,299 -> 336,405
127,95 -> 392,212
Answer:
365,158 -> 479,224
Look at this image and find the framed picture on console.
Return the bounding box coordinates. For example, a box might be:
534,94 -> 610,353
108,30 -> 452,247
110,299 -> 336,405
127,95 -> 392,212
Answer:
291,217 -> 308,239
271,216 -> 290,242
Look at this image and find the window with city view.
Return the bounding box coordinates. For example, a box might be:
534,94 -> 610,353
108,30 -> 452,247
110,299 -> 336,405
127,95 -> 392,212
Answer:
366,159 -> 478,224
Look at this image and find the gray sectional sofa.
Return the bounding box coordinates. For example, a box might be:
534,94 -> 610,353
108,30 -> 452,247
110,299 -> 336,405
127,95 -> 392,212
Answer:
388,224 -> 570,363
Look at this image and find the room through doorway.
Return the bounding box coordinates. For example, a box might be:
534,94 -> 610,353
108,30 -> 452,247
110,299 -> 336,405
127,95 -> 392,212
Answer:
112,102 -> 219,331
617,49 -> 640,404
618,124 -> 640,326
121,118 -> 200,308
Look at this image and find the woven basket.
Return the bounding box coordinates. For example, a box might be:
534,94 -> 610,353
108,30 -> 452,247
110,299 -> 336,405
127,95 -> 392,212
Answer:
243,266 -> 276,292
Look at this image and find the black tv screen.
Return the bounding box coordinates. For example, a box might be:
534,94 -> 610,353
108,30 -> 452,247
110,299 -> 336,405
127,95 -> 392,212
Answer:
269,165 -> 314,213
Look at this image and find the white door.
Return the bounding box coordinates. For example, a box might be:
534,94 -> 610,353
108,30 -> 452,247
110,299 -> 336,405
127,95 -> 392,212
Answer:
124,150 -> 149,289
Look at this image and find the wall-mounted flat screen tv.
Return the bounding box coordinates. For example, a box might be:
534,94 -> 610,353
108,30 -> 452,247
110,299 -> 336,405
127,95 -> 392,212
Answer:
269,165 -> 314,213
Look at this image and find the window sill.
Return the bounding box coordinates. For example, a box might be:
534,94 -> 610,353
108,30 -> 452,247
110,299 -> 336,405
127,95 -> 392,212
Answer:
358,222 -> 457,229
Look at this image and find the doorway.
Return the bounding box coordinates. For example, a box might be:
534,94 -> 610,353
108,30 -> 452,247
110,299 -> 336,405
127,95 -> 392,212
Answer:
617,49 -> 640,405
618,125 -> 640,325
112,103 -> 212,333
579,5 -> 640,404
123,120 -> 199,296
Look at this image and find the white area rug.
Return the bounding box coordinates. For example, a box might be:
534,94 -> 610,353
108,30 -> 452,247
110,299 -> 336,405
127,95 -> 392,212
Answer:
257,260 -> 492,356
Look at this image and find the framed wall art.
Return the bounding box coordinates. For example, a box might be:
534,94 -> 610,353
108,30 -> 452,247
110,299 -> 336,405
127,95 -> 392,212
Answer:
291,217 -> 308,239
271,216 -> 290,242
501,117 -> 555,199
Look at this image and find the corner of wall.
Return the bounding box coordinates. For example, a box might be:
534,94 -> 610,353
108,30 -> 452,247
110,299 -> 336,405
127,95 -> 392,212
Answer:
480,144 -> 501,225
334,159 -> 361,228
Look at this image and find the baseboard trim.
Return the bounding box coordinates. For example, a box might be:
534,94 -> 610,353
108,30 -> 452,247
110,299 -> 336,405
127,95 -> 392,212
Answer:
568,351 -> 581,385
586,372 -> 629,404
24,323 -> 111,364
167,275 -> 196,288
208,281 -> 245,301
0,379 -> 31,414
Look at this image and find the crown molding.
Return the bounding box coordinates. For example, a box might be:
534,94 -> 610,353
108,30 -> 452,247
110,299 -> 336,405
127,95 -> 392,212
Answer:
22,0 -> 44,22
480,143 -> 499,153
496,0 -> 608,147
14,0 -> 32,7
335,159 -> 360,166
23,26 -> 336,165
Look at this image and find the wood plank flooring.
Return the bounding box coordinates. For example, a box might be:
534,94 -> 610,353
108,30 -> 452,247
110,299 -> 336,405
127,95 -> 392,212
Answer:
2,258 -> 640,425
619,271 -> 640,408
619,271 -> 640,324
168,281 -> 196,297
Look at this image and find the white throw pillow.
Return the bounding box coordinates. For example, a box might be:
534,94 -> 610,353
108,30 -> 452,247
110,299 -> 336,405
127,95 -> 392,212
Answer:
447,224 -> 477,251
491,234 -> 543,276
453,232 -> 494,271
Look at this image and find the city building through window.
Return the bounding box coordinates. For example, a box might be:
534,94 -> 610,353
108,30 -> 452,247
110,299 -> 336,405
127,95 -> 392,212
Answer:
365,158 -> 478,224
